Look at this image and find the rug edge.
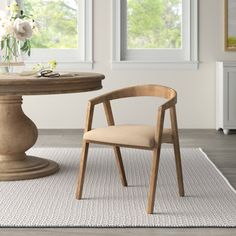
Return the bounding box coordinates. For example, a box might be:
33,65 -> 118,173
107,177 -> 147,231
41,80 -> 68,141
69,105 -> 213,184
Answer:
198,148 -> 236,194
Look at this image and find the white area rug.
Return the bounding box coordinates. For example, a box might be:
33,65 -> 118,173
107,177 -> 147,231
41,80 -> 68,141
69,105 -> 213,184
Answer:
0,148 -> 235,228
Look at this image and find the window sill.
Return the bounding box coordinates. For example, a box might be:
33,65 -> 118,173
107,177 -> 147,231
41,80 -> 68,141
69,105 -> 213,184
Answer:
25,61 -> 93,71
112,61 -> 199,70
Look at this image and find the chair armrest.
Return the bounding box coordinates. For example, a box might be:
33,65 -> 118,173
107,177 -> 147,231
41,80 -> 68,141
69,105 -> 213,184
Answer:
84,99 -> 115,132
84,101 -> 95,132
89,92 -> 111,105
155,96 -> 177,143
84,93 -> 110,132
160,96 -> 177,111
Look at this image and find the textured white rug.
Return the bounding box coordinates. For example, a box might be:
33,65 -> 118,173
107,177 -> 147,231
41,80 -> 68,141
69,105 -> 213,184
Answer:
0,148 -> 235,228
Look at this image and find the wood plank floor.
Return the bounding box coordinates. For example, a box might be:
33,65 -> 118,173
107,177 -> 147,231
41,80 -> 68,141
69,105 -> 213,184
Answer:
1,129 -> 236,236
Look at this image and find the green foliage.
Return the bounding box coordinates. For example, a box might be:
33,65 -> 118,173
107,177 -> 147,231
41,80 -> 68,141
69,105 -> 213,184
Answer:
228,36 -> 236,47
20,40 -> 31,56
1,36 -> 21,62
127,0 -> 182,49
24,0 -> 181,50
24,0 -> 79,49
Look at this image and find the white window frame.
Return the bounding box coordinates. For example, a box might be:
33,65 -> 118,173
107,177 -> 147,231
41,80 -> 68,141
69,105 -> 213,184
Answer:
112,0 -> 198,70
17,0 -> 93,70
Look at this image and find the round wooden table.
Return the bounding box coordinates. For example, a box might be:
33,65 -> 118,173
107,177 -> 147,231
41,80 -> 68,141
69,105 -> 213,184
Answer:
0,72 -> 105,181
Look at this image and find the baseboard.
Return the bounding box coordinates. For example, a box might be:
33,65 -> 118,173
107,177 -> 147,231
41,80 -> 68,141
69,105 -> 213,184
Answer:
38,129 -> 84,135
38,129 -> 218,136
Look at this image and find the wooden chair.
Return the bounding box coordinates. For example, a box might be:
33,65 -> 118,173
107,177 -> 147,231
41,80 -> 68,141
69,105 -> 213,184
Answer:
75,84 -> 185,214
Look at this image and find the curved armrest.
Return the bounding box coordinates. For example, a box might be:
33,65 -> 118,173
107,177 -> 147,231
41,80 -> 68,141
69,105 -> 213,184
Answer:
83,101 -> 95,132
155,96 -> 177,143
84,99 -> 115,132
89,92 -> 114,106
160,96 -> 177,111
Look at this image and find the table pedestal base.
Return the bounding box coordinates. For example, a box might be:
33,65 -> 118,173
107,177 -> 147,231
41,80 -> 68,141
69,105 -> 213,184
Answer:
0,156 -> 59,181
0,96 -> 59,181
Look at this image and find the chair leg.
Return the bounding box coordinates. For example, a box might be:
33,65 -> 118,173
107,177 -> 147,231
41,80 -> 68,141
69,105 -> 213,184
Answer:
147,146 -> 161,214
173,136 -> 185,197
76,141 -> 90,199
170,106 -> 185,197
113,146 -> 128,186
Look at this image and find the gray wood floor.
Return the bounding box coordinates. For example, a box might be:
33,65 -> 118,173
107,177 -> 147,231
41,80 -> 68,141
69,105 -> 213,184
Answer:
1,129 -> 236,236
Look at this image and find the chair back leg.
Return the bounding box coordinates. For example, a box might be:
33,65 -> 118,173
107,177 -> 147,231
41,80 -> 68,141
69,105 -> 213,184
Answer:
103,101 -> 128,187
113,146 -> 128,186
76,141 -> 90,199
173,138 -> 185,196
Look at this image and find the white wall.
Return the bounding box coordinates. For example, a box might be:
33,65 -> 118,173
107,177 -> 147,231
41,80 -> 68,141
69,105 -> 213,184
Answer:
23,0 -> 236,129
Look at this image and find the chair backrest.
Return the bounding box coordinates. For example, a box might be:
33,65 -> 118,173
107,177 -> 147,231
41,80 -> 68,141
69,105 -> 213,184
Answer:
91,84 -> 177,105
86,84 -> 178,135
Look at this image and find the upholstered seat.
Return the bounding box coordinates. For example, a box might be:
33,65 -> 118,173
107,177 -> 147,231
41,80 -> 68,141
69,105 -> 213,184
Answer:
84,125 -> 173,149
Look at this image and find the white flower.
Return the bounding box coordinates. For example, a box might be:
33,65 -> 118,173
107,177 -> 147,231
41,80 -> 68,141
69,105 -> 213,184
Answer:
0,12 -> 12,40
13,18 -> 33,41
3,20 -> 14,35
0,20 -> 13,40
30,20 -> 39,33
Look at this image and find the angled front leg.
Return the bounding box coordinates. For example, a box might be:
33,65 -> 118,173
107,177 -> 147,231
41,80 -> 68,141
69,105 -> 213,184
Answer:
170,106 -> 184,197
76,102 -> 94,199
147,146 -> 161,214
147,107 -> 165,214
76,141 -> 90,199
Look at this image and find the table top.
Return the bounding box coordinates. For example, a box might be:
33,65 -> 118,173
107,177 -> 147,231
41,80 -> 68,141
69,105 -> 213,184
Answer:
0,72 -> 105,96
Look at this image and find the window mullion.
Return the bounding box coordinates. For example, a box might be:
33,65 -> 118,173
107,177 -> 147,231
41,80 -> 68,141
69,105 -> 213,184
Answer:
120,0 -> 127,60
78,0 -> 85,61
112,0 -> 122,61
84,0 -> 93,62
182,0 -> 191,61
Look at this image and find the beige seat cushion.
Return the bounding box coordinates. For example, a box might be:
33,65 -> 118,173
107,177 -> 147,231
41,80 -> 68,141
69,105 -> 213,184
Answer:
84,125 -> 173,149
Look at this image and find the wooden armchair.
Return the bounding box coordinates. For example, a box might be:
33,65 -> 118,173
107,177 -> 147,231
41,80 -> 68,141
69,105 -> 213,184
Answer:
75,84 -> 184,214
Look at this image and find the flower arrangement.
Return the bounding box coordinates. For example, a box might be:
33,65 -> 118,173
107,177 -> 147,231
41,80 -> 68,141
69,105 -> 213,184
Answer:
19,60 -> 58,76
33,60 -> 58,72
0,1 -> 36,65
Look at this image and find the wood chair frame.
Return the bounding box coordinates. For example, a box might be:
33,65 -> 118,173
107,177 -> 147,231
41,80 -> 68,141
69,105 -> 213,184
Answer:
75,84 -> 185,214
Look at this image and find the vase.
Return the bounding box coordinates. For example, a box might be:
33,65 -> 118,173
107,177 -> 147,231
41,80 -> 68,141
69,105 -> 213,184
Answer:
0,61 -> 25,74
0,37 -> 24,74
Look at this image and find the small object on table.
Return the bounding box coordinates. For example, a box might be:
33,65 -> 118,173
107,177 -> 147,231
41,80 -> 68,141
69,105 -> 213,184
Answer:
19,71 -> 81,78
37,69 -> 60,78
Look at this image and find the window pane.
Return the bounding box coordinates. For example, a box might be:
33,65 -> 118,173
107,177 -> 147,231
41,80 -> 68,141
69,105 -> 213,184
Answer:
24,0 -> 79,49
127,0 -> 182,49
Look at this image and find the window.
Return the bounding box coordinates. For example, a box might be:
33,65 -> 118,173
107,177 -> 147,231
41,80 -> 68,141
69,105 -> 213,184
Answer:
18,0 -> 93,69
112,0 -> 198,69
24,0 -> 79,49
